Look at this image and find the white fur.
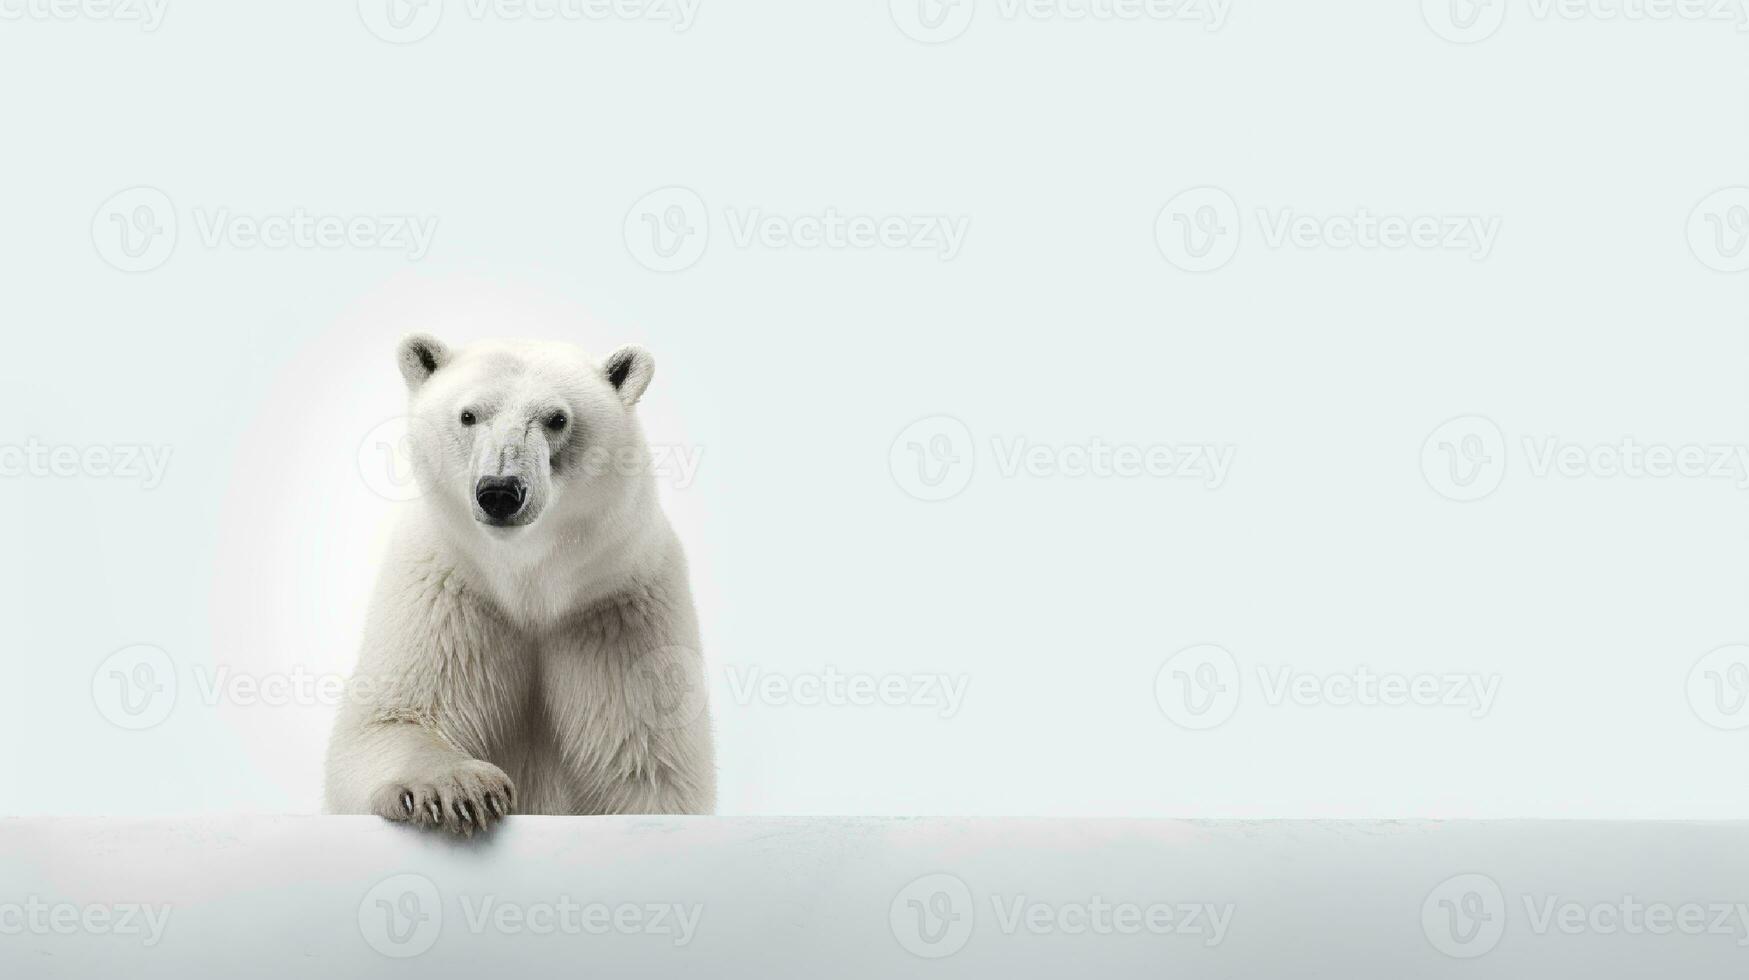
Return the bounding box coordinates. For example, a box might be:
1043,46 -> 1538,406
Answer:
324,335 -> 715,834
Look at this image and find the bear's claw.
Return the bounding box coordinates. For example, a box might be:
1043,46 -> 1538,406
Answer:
369,760 -> 517,838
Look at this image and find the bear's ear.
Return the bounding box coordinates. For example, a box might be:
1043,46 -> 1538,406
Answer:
603,344 -> 654,407
397,333 -> 450,391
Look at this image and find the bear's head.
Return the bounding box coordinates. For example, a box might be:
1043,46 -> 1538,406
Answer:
395,334 -> 658,539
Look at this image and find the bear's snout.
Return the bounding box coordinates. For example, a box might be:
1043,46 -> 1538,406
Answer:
474,475 -> 529,525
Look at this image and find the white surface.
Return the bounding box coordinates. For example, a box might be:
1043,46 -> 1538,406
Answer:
0,3 -> 1745,821
2,816 -> 1746,976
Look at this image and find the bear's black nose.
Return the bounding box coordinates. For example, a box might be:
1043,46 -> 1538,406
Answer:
474,476 -> 528,522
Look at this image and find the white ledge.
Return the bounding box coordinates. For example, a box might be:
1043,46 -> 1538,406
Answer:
1,816 -> 1744,977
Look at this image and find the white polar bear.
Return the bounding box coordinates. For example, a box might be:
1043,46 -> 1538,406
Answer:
324,334 -> 715,834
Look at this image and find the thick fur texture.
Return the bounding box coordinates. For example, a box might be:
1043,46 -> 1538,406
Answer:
324,335 -> 715,834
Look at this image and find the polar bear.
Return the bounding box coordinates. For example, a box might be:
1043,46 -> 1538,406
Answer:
324,334 -> 715,834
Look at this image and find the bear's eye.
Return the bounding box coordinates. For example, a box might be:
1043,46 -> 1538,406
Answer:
459,410 -> 476,427
544,412 -> 567,431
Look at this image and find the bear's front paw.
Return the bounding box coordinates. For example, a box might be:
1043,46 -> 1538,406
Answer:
370,760 -> 516,837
